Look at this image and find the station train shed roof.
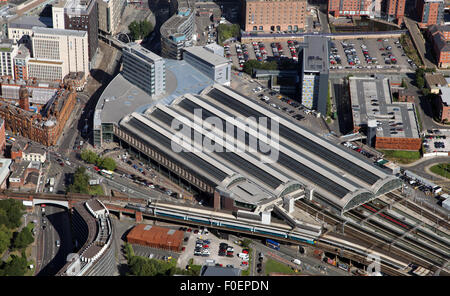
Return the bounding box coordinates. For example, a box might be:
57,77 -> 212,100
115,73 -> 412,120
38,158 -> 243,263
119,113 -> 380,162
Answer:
119,84 -> 401,214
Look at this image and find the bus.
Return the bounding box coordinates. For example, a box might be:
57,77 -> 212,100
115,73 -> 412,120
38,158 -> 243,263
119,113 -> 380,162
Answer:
100,169 -> 114,179
266,239 -> 280,250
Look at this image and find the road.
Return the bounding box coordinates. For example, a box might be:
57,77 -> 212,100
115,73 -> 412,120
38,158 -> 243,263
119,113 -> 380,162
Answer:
36,205 -> 73,276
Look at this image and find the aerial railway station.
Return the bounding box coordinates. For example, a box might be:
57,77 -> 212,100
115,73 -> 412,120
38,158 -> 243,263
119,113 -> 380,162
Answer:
115,84 -> 401,220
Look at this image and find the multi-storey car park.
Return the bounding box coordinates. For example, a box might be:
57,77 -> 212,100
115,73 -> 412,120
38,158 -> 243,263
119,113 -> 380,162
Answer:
114,84 -> 401,217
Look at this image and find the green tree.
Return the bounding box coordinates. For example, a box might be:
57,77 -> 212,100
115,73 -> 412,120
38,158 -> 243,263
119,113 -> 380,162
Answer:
128,20 -> 153,41
0,199 -> 25,229
0,224 -> 12,255
99,157 -> 116,171
80,150 -> 99,165
12,227 -> 34,250
68,167 -> 90,194
218,24 -> 241,45
0,253 -> 28,276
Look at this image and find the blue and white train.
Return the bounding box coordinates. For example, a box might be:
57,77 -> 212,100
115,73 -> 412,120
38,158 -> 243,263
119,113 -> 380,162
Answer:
125,202 -> 322,245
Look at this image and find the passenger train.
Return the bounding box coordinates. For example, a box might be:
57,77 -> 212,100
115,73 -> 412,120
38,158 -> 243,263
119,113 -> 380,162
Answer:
125,202 -> 322,245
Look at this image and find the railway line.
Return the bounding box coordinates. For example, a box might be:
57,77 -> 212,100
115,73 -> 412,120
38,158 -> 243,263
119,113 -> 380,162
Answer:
385,192 -> 450,230
295,199 -> 450,274
363,201 -> 450,253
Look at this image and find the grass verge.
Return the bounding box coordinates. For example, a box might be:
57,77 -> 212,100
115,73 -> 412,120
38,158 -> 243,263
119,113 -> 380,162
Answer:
265,258 -> 296,275
430,163 -> 450,179
379,150 -> 421,164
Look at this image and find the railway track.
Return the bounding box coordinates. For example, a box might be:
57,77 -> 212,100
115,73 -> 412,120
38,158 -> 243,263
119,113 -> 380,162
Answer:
295,199 -> 449,274
386,192 -> 450,230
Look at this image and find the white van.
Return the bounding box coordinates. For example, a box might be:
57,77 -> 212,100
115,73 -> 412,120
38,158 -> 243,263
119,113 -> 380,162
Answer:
238,253 -> 249,260
292,259 -> 301,265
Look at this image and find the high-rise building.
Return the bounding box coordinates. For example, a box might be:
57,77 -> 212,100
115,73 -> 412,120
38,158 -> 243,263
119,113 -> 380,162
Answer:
243,0 -> 307,33
327,0 -> 371,18
0,39 -> 18,79
52,0 -> 99,62
97,0 -> 125,36
13,44 -> 30,81
299,36 -> 329,116
122,43 -> 166,96
28,27 -> 89,82
417,0 -> 444,28
160,0 -> 195,60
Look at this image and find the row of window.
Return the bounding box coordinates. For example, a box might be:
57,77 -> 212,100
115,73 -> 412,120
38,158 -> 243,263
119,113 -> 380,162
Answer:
252,25 -> 301,31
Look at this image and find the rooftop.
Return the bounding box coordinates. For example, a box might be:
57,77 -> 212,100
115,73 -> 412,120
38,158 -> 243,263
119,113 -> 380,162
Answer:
440,86 -> 450,106
96,59 -> 214,125
118,84 -> 400,213
200,265 -> 241,276
8,16 -> 52,30
183,46 -> 230,67
349,76 -> 420,139
302,36 -> 329,73
124,43 -> 164,63
32,26 -> 88,38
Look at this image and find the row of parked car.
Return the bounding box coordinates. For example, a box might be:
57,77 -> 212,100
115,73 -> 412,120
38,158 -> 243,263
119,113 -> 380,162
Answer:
342,142 -> 374,159
194,238 -> 211,257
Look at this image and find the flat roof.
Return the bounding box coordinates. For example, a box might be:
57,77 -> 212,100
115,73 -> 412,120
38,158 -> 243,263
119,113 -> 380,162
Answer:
349,76 -> 420,139
183,46 -> 230,67
118,84 -> 400,212
124,43 -> 163,63
303,36 -> 329,73
8,16 -> 52,29
425,73 -> 447,88
440,86 -> 450,106
96,59 -> 214,125
32,26 -> 87,37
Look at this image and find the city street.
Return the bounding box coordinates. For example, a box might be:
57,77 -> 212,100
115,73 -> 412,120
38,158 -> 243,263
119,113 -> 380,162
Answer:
36,205 -> 73,276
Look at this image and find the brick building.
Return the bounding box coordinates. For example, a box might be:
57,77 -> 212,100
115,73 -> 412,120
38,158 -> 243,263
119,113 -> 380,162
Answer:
0,82 -> 76,146
384,0 -> 406,25
435,86 -> 450,122
328,0 -> 406,25
243,0 -> 307,33
8,160 -> 41,191
417,0 -> 444,28
397,89 -> 416,102
429,25 -> 450,68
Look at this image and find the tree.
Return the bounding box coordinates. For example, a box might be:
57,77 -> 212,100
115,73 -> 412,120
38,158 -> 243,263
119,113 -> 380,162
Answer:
128,20 -> 153,41
0,199 -> 25,229
0,224 -> 12,255
68,167 -> 90,194
99,157 -> 116,171
81,150 -> 99,165
0,253 -> 28,276
12,227 -> 33,250
218,24 -> 241,45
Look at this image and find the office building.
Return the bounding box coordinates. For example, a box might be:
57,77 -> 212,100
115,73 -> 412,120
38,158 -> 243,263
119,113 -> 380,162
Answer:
52,0 -> 99,62
243,0 -> 307,32
299,36 -> 329,115
0,39 -> 18,79
0,158 -> 12,189
7,16 -> 52,47
22,145 -> 47,163
122,43 -> 165,97
349,76 -> 421,151
183,46 -> 231,86
417,0 -> 444,28
28,27 -> 89,82
97,0 -> 125,35
160,0 -> 195,59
